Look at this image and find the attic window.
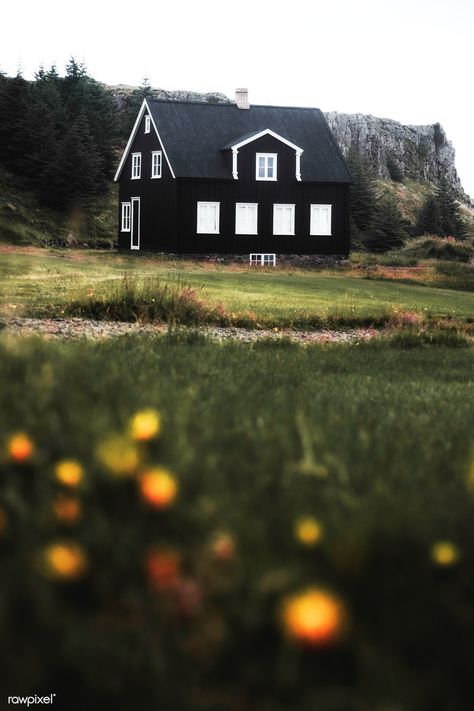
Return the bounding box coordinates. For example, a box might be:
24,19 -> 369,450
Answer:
131,153 -> 141,179
256,153 -> 277,181
151,151 -> 162,178
144,115 -> 151,133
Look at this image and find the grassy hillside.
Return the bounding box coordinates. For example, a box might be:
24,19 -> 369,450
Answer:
0,166 -> 118,248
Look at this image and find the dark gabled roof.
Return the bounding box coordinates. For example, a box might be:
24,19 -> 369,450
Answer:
146,100 -> 352,183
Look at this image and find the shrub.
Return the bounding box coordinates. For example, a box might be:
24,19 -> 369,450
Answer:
400,235 -> 474,262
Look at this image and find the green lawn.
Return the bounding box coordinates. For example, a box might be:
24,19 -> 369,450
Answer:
1,335 -> 474,708
1,248 -> 473,325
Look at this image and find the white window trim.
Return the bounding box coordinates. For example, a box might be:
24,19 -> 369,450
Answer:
273,204 -> 295,236
131,152 -> 141,180
197,202 -> 220,235
144,115 -> 151,133
130,197 -> 140,250
250,253 -> 276,267
235,203 -> 258,235
256,153 -> 278,181
310,204 -> 332,236
151,150 -> 162,179
121,202 -> 131,232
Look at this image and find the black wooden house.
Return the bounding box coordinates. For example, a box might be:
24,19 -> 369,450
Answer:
114,90 -> 352,259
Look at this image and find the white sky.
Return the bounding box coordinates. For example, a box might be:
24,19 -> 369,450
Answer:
3,0 -> 474,196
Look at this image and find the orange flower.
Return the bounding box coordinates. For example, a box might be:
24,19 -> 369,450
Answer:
7,433 -> 34,463
54,459 -> 84,487
211,532 -> 236,562
146,549 -> 181,590
294,517 -> 323,547
53,496 -> 82,524
130,409 -> 161,441
139,467 -> 178,509
43,542 -> 88,580
431,541 -> 459,566
281,588 -> 347,647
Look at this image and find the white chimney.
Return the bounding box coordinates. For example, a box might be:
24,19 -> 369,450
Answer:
235,88 -> 250,110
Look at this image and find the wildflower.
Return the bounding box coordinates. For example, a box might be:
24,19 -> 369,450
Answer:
211,531 -> 236,562
146,549 -> 181,590
294,517 -> 323,547
7,433 -> 34,463
431,541 -> 459,567
43,542 -> 88,580
96,436 -> 140,477
139,467 -> 178,509
129,409 -> 161,441
55,459 -> 84,487
53,496 -> 82,524
281,587 -> 347,647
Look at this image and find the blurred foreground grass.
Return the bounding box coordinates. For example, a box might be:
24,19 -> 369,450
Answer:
1,335 -> 474,709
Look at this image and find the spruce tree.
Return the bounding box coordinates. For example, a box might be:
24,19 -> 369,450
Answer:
415,196 -> 442,236
364,193 -> 408,252
436,178 -> 466,239
346,147 -> 378,239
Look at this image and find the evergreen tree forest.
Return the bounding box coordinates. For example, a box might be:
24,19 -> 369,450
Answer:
415,177 -> 467,240
0,60 -> 147,213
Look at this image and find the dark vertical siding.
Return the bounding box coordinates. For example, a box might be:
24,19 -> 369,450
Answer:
118,127 -> 350,255
118,111 -> 177,251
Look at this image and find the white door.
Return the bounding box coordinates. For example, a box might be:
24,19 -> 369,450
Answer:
131,197 -> 140,250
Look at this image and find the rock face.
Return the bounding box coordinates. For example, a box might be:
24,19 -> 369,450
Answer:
109,85 -> 466,198
324,112 -> 465,198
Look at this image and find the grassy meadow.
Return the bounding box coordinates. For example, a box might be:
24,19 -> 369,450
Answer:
1,335 -> 474,709
1,246 -> 474,708
1,247 -> 474,328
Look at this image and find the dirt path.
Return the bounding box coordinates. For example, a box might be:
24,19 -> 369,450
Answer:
1,317 -> 381,344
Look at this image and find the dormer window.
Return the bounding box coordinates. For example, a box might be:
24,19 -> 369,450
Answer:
144,115 -> 151,133
256,153 -> 277,181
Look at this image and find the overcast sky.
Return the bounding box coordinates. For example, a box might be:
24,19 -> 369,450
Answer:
3,0 -> 473,196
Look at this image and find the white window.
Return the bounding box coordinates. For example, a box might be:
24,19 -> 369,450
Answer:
310,204 -> 332,235
151,151 -> 162,178
235,203 -> 258,235
197,202 -> 220,234
250,253 -> 276,266
256,153 -> 277,181
131,153 -> 141,179
121,202 -> 131,232
144,115 -> 151,133
273,204 -> 295,235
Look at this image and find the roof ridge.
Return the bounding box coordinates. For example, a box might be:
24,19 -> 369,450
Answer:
146,99 -> 321,111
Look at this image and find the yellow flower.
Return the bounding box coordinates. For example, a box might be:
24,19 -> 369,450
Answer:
7,432 -> 34,463
281,587 -> 347,647
431,541 -> 459,566
96,436 -> 140,477
139,467 -> 178,509
53,496 -> 82,524
55,459 -> 84,487
129,409 -> 161,441
43,542 -> 88,580
294,517 -> 323,547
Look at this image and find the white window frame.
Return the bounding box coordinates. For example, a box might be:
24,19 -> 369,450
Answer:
151,151 -> 162,179
197,202 -> 220,235
131,152 -> 141,180
256,153 -> 277,181
235,203 -> 258,235
273,204 -> 295,236
144,115 -> 151,133
121,202 -> 131,232
310,204 -> 332,236
250,253 -> 276,267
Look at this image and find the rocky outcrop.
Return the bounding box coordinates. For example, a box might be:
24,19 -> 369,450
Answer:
325,112 -> 465,198
109,85 -> 229,111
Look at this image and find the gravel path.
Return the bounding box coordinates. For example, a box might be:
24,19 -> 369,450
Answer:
1,318 -> 381,344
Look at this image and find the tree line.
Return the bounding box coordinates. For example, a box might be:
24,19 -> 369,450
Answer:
347,148 -> 466,251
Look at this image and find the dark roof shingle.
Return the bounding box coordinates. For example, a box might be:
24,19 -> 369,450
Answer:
147,100 -> 352,183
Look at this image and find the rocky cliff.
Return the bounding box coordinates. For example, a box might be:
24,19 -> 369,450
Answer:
109,86 -> 466,199
325,112 -> 465,198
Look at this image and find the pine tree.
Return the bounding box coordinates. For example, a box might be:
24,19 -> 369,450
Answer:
346,147 -> 378,238
364,193 -> 408,252
436,178 -> 466,239
415,196 -> 442,236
